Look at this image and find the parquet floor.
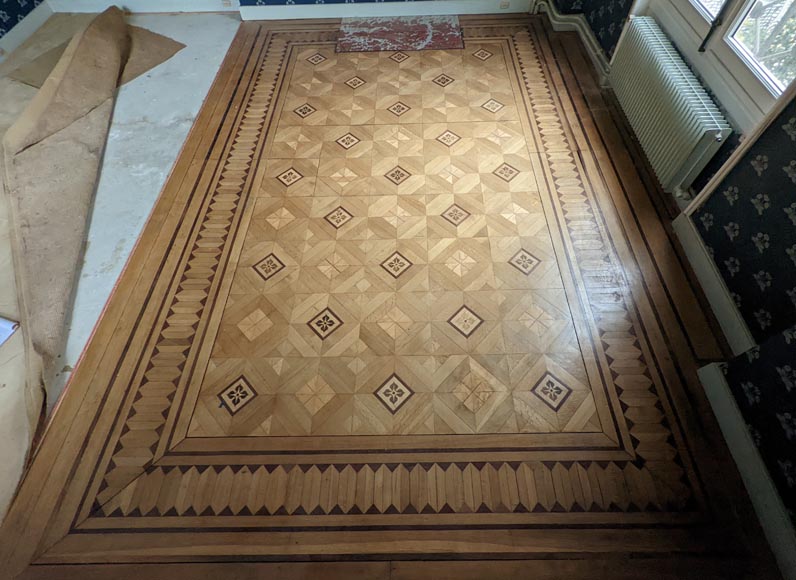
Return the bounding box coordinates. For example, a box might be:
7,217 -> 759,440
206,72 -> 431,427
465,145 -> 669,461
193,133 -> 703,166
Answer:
0,15 -> 779,580
190,42 -> 601,440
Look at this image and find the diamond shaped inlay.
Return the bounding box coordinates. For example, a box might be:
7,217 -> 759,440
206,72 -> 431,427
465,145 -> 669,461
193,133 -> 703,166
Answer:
253,253 -> 286,281
445,250 -> 477,277
441,203 -> 471,226
493,162 -> 520,182
218,376 -> 257,415
473,48 -> 494,61
306,52 -> 327,65
293,103 -> 316,118
488,128 -> 513,146
266,207 -> 296,230
448,305 -> 484,338
296,377 -> 336,415
237,308 -> 273,341
509,249 -> 541,276
378,305 -> 413,338
380,251 -> 413,278
531,372 -> 573,411
389,51 -> 410,63
345,75 -> 366,89
374,374 -> 414,414
440,163 -> 465,184
383,204 -> 410,227
432,73 -> 455,87
277,168 -> 303,187
307,307 -> 344,340
453,372 -> 492,412
385,166 -> 411,185
336,132 -> 361,150
481,98 -> 505,113
324,206 -> 354,229
436,130 -> 461,147
387,101 -> 411,117
318,252 -> 350,279
519,305 -> 555,336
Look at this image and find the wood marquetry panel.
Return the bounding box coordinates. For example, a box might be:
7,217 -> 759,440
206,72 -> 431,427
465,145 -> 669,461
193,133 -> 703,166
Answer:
94,460 -> 690,519
79,20 -> 695,523
0,17 -> 773,579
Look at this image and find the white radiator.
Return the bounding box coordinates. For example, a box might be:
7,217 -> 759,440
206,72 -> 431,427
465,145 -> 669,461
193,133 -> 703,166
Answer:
609,16 -> 731,202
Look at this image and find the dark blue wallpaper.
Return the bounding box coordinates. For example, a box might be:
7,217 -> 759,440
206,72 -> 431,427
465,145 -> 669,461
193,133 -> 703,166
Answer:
691,129 -> 741,195
0,0 -> 41,40
722,325 -> 796,527
552,0 -> 632,57
694,95 -> 796,343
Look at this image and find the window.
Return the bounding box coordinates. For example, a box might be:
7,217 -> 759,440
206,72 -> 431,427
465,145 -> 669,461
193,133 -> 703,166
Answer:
692,0 -> 732,19
728,0 -> 796,92
648,0 -> 793,130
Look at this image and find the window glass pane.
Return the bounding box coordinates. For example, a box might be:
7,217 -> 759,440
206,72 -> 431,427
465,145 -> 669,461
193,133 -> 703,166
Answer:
731,0 -> 796,90
692,0 -> 731,19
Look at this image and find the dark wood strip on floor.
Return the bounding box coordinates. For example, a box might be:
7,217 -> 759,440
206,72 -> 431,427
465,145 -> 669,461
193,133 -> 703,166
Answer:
0,15 -> 780,580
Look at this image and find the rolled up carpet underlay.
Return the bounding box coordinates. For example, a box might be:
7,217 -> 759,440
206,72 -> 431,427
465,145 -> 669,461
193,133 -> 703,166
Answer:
2,7 -> 184,402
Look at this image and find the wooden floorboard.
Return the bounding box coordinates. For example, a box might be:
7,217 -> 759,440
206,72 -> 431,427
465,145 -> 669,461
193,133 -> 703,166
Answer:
0,15 -> 780,580
13,558 -> 754,580
542,27 -> 724,363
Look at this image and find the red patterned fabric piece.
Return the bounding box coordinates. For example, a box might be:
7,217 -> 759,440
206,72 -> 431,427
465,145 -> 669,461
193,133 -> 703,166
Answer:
336,15 -> 464,52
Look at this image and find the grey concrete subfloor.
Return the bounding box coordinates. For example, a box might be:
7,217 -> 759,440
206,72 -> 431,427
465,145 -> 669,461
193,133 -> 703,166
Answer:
0,11 -> 240,520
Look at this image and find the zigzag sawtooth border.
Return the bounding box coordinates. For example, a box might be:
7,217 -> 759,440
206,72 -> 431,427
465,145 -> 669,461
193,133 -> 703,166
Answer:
82,22 -> 701,523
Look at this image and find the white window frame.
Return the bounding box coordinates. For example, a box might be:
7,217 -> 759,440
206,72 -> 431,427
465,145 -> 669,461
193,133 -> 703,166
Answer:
638,0 -> 789,133
688,0 -> 729,22
724,0 -> 792,95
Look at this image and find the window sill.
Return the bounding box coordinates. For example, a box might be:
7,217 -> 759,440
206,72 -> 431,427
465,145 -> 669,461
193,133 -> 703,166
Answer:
644,0 -> 776,133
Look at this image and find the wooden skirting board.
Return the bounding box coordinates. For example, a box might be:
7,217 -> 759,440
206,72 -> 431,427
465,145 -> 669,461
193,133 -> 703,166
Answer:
0,16 -> 779,579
